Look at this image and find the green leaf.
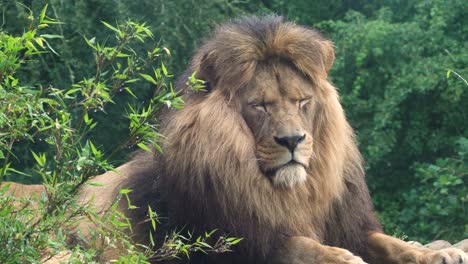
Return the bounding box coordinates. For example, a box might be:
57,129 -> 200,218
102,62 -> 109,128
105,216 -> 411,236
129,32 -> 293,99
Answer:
225,237 -> 243,245
153,144 -> 163,154
89,141 -> 99,156
83,36 -> 96,49
124,87 -> 137,98
125,78 -> 139,84
119,188 -> 133,194
64,88 -> 80,96
41,19 -> 64,25
161,61 -> 168,76
41,34 -> 63,39
198,241 -> 212,248
137,143 -> 153,153
39,4 -> 48,22
6,168 -> 31,177
116,52 -> 130,57
31,150 -> 46,167
101,21 -> 120,33
162,47 -> 171,56
139,74 -> 157,85
86,182 -> 105,187
149,231 -> 155,246
205,229 -> 217,237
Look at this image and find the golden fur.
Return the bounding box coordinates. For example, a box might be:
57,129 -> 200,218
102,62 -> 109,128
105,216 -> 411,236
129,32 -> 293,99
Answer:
157,15 -> 376,262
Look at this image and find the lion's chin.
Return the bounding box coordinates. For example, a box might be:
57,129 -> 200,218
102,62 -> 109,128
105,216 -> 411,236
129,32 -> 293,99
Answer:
272,164 -> 307,189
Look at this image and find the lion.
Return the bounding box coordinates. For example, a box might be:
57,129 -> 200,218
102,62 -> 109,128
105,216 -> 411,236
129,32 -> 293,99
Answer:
3,16 -> 468,264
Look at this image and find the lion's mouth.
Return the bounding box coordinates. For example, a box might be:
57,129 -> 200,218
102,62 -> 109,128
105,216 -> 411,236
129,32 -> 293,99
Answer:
265,160 -> 305,176
281,159 -> 307,169
265,160 -> 308,188
286,160 -> 302,166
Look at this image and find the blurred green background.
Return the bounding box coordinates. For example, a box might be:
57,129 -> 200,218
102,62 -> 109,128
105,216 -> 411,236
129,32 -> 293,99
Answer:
1,0 -> 466,243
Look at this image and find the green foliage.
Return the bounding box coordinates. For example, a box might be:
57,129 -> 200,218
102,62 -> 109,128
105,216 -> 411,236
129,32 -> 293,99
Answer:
317,0 -> 467,242
149,230 -> 243,262
0,6 -> 240,262
379,138 -> 467,243
321,3 -> 467,175
0,4 -> 65,181
403,138 -> 467,242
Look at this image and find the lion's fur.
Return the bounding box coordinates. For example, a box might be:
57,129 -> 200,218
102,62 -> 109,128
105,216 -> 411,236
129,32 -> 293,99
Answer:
123,16 -> 382,262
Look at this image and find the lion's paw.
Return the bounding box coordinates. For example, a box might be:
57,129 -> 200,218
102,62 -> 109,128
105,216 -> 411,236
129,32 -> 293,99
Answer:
417,248 -> 468,264
322,246 -> 368,264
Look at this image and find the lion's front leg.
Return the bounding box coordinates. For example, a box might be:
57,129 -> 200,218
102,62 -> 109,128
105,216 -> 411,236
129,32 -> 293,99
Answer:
368,232 -> 468,264
271,236 -> 367,264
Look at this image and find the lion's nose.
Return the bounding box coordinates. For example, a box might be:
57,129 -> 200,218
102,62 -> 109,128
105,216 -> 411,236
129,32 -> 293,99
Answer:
274,134 -> 306,152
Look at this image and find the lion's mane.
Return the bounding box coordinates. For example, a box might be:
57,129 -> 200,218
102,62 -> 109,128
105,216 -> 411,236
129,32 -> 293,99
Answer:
126,16 -> 381,263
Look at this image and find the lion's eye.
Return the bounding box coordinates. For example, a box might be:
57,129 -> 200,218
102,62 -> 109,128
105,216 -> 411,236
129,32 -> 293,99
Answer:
253,102 -> 267,112
299,99 -> 311,109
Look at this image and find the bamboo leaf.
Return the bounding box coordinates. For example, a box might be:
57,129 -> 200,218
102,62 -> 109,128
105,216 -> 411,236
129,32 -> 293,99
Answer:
101,21 -> 120,33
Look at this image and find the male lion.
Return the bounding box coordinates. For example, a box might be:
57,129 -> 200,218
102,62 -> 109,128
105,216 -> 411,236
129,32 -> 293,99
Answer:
118,16 -> 467,264
4,16 -> 468,264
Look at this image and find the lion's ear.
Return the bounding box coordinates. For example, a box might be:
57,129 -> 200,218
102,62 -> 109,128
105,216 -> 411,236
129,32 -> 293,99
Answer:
321,40 -> 335,74
193,51 -> 217,93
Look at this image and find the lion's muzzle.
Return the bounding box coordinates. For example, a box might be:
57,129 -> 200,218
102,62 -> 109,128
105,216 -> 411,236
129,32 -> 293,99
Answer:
274,133 -> 306,152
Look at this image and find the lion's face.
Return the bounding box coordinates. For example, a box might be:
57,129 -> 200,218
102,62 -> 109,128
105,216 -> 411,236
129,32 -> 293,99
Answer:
240,61 -> 315,188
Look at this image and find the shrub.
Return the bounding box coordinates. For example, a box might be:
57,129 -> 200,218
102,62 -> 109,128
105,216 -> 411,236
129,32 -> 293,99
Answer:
0,6 -> 239,262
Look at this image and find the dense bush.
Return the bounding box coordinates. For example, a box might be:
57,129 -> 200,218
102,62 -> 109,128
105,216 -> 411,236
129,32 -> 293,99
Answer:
382,138 -> 467,242
318,0 -> 467,242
